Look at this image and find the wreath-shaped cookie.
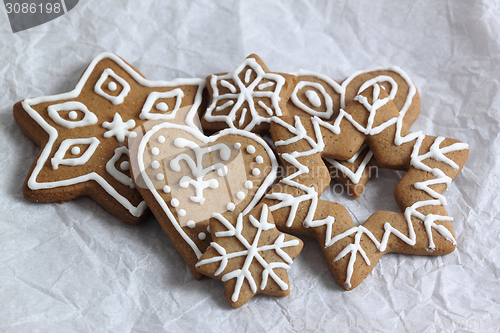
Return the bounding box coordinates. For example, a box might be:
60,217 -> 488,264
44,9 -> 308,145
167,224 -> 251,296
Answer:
262,84 -> 469,289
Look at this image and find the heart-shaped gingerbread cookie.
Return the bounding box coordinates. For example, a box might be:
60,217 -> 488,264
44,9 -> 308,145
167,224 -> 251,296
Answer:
129,122 -> 278,278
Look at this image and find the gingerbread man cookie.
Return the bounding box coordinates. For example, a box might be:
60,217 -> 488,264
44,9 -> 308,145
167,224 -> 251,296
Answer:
14,52 -> 205,224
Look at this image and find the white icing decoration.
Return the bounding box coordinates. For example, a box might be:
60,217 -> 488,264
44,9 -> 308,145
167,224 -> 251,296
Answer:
156,102 -> 168,112
305,90 -> 322,107
217,165 -> 228,177
198,232 -> 207,241
51,137 -> 99,170
156,173 -> 164,181
106,146 -> 135,189
236,191 -> 245,200
268,78 -> 469,289
108,81 -> 117,91
120,161 -> 129,171
187,220 -> 195,228
171,198 -> 179,207
195,205 -> 300,303
255,156 -> 264,164
178,209 -> 186,217
234,142 -> 241,149
204,57 -> 287,131
102,113 -> 136,143
170,138 -> 231,204
151,147 -> 160,156
246,145 -> 256,154
244,180 -> 253,190
94,68 -> 131,105
227,203 -> 235,211
140,89 -> 184,120
151,161 -> 160,169
71,146 -> 80,155
291,81 -> 335,118
68,111 -> 78,120
136,122 -> 278,259
47,101 -> 98,129
323,145 -> 374,184
252,168 -> 260,176
163,185 -> 171,193
20,52 -> 205,217
207,225 -> 211,233
158,135 -> 166,144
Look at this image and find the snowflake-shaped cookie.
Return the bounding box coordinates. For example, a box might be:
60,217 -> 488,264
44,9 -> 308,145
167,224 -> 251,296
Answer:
201,54 -> 297,133
14,52 -> 205,224
196,203 -> 303,308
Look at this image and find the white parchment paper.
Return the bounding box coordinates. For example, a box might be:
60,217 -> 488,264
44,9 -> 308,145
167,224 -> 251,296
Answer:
1,0 -> 498,332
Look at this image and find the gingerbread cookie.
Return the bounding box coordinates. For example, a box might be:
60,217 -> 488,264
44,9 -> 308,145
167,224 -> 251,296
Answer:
262,83 -> 468,290
196,203 -> 303,308
287,67 -> 421,198
201,54 -> 297,134
129,122 -> 279,278
14,52 -> 205,224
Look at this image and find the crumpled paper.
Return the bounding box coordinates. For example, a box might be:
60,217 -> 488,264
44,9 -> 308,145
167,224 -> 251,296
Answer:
1,0 -> 498,332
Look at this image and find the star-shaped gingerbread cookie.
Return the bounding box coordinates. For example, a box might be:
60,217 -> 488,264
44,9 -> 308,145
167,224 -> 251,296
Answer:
201,54 -> 297,134
196,203 -> 303,308
14,52 -> 205,224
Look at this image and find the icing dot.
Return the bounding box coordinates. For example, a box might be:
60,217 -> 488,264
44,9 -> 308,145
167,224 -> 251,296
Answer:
198,232 -> 206,241
156,102 -> 169,112
252,168 -> 261,176
120,161 -> 129,171
217,165 -> 228,177
163,185 -> 171,193
178,209 -> 186,217
158,135 -> 166,144
227,203 -> 235,211
129,132 -> 138,138
156,173 -> 164,181
108,81 -> 118,91
207,225 -> 211,233
71,146 -> 80,155
187,220 -> 195,228
234,142 -> 241,149
151,147 -> 160,155
171,198 -> 179,207
305,90 -> 321,107
246,145 -> 256,154
151,160 -> 160,169
244,180 -> 253,190
236,191 -> 245,200
68,111 -> 78,120
255,156 -> 264,164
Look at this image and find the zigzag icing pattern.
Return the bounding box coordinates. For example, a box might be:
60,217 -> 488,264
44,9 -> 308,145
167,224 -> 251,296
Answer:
265,83 -> 468,289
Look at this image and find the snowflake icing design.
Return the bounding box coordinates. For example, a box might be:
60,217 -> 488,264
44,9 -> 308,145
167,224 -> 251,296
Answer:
205,56 -> 287,131
196,204 -> 302,306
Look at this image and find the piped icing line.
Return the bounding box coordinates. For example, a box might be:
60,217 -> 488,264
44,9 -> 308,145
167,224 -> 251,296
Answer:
21,52 -> 205,218
136,122 -> 278,258
204,57 -> 287,131
196,204 -> 300,303
267,83 -> 468,289
324,145 -> 374,185
291,67 -> 417,185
